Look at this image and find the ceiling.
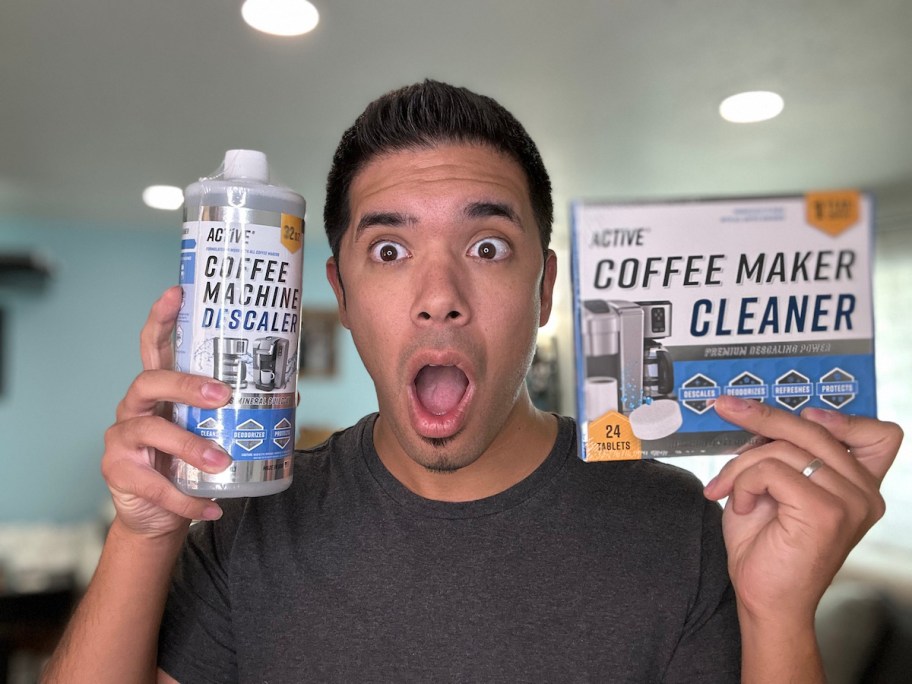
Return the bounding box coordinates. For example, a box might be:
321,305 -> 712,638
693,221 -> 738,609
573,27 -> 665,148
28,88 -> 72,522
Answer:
3,0 -> 912,247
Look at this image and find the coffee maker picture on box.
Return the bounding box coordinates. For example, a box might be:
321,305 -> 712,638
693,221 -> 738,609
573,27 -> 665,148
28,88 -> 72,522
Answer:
581,299 -> 682,443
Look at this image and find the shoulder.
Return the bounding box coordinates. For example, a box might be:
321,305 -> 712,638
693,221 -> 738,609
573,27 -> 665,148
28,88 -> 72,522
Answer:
565,457 -> 712,526
289,416 -> 370,494
554,418 -> 718,539
550,421 -> 728,601
196,417 -> 371,546
574,457 -> 706,497
556,415 -> 708,505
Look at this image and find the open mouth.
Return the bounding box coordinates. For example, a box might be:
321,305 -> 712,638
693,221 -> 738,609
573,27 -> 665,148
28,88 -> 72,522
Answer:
414,364 -> 469,416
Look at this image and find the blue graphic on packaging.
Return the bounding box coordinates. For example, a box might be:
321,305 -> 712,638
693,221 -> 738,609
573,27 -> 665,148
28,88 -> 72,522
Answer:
185,406 -> 294,460
179,251 -> 196,285
679,374 -> 722,414
673,355 -> 875,432
726,371 -> 769,401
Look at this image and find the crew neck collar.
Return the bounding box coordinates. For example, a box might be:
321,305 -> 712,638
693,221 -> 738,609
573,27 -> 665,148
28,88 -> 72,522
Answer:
357,413 -> 574,519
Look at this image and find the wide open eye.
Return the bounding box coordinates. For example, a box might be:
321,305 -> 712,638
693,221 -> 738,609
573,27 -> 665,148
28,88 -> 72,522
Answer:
369,240 -> 410,263
468,237 -> 511,261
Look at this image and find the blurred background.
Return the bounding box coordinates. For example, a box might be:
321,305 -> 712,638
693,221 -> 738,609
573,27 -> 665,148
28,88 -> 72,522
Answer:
1,1 -> 911,681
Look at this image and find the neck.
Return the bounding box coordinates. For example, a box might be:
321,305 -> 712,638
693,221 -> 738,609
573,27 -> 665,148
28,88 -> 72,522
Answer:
374,396 -> 559,502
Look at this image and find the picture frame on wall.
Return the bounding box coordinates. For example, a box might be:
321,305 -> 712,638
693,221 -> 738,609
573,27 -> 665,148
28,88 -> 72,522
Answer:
298,309 -> 339,377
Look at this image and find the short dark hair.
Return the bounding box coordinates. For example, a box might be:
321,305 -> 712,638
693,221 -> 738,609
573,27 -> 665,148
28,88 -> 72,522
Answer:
323,80 -> 553,263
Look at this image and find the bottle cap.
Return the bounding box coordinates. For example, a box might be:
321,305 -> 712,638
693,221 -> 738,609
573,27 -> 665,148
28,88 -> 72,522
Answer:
222,149 -> 269,182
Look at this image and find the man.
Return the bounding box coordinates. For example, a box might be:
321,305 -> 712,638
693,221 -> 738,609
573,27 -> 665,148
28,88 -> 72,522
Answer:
45,81 -> 902,682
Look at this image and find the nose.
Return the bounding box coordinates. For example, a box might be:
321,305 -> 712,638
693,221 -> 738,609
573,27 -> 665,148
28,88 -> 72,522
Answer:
411,255 -> 470,326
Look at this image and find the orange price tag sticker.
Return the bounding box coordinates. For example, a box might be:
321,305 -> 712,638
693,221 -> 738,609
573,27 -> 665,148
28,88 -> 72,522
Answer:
281,214 -> 304,254
805,190 -> 861,236
586,411 -> 642,461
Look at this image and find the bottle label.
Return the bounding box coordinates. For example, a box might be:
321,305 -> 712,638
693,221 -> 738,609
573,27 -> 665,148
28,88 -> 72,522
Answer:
175,208 -> 304,461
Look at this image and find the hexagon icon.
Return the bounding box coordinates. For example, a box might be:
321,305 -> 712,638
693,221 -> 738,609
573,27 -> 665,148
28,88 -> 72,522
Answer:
818,368 -> 857,409
774,370 -> 811,410
681,373 -> 719,415
727,371 -> 768,401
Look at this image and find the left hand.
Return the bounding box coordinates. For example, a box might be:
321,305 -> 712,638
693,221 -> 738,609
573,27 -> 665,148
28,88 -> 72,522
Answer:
704,394 -> 903,624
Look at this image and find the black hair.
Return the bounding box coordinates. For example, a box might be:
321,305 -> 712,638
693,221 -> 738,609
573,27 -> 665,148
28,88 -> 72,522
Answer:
323,80 -> 553,263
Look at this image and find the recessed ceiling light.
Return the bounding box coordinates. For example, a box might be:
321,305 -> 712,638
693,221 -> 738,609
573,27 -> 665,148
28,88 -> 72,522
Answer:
143,185 -> 184,211
242,0 -> 319,36
719,91 -> 784,123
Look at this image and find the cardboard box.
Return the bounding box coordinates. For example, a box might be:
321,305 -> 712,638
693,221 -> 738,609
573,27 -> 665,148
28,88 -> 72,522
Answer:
571,191 -> 876,461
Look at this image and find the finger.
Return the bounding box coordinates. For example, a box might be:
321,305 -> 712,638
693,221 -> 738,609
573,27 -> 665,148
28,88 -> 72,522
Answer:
105,459 -> 223,521
105,415 -> 232,474
140,286 -> 183,371
116,370 -> 231,422
712,439 -> 827,496
713,395 -> 872,488
801,407 -> 903,485
726,457 -> 849,526
709,440 -> 875,526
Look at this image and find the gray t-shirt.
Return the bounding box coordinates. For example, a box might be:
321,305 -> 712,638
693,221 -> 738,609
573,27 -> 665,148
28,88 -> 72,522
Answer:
159,414 -> 740,682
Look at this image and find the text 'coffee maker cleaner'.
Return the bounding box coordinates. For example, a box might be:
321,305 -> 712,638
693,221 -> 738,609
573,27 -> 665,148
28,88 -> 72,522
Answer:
171,150 -> 306,497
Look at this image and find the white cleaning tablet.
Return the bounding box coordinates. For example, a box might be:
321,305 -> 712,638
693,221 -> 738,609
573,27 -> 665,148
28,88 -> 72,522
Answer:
629,399 -> 683,441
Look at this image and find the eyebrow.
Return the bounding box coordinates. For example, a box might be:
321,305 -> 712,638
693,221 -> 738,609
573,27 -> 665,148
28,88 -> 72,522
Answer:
464,201 -> 523,229
355,211 -> 416,235
354,201 -> 524,237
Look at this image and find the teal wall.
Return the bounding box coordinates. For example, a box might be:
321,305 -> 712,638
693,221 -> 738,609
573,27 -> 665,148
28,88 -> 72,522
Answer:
0,217 -> 376,523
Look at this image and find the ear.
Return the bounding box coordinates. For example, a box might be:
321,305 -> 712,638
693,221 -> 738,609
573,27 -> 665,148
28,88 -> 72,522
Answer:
538,249 -> 558,327
325,257 -> 351,330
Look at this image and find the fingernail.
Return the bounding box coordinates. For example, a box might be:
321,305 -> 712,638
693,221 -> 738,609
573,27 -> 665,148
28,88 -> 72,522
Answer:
201,504 -> 223,521
202,381 -> 232,402
803,406 -> 839,423
202,447 -> 231,469
703,474 -> 725,501
718,395 -> 754,411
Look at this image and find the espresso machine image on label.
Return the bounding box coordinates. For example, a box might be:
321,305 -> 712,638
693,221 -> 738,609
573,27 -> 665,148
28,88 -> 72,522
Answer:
581,299 -> 681,440
253,336 -> 290,390
172,149 -> 306,498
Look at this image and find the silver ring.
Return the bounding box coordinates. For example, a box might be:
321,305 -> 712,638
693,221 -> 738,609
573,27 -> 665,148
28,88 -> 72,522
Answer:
801,457 -> 825,478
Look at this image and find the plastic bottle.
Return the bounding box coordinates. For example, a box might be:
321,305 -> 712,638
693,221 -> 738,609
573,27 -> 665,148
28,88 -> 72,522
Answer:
171,150 -> 306,497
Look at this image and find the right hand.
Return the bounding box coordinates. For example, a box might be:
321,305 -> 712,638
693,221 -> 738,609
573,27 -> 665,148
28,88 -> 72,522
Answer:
101,286 -> 232,537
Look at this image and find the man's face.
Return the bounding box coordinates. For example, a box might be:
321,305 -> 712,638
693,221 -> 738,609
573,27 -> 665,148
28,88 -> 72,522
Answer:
327,144 -> 556,477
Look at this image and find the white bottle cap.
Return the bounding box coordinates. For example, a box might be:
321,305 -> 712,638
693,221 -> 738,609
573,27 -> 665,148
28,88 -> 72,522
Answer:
222,149 -> 269,182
